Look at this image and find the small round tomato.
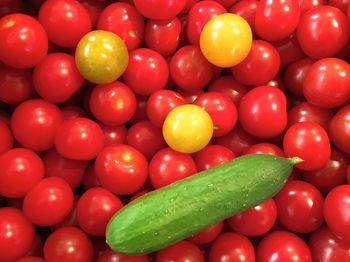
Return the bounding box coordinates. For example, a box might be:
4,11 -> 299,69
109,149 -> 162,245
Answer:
156,240 -> 204,262
44,227 -> 94,262
230,0 -> 259,36
283,122 -> 331,171
61,106 -> 87,120
149,147 -> 197,189
54,117 -> 104,161
133,0 -> 186,20
299,0 -> 325,14
324,185 -> 350,244
209,232 -> 255,262
272,34 -> 305,68
195,145 -> 235,171
17,257 -> 45,262
162,104 -> 213,153
189,221 -> 224,245
94,144 -> 148,195
0,13 -> 48,68
82,163 -> 101,190
239,86 -> 287,138
329,105 -> 350,153
79,0 -> 105,28
242,143 -> 285,157
75,30 -> 128,85
100,124 -> 127,147
200,13 -> 252,68
0,120 -> 12,155
257,231 -> 312,262
98,248 -> 149,262
76,187 -> 123,236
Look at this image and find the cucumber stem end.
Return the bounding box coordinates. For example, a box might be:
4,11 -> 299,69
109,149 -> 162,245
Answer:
289,156 -> 304,166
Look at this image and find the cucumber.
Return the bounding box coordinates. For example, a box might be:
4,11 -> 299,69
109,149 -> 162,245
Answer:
106,154 -> 301,255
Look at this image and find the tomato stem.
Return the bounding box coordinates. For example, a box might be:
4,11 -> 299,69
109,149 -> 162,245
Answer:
289,157 -> 304,165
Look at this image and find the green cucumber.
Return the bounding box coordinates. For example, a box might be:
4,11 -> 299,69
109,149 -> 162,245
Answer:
106,154 -> 301,255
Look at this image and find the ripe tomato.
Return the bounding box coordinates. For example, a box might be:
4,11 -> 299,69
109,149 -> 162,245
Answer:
133,0 -> 186,20
100,124 -> 127,147
329,105 -> 350,153
98,248 -> 150,262
17,257 -> 45,262
0,119 -> 12,155
162,104 -> 213,153
242,143 -> 285,157
200,13 -> 252,68
156,240 -> 204,262
195,145 -> 235,171
230,0 -> 259,37
189,221 -> 224,245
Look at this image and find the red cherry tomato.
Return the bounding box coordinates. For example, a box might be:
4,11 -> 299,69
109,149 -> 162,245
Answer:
38,0 -> 91,47
283,122 -> 331,171
299,0 -> 325,14
79,0 -> 105,28
329,0 -> 349,14
242,143 -> 285,157
94,144 -> 148,195
129,190 -> 151,202
98,2 -> 144,51
324,185 -> 350,244
149,147 -> 197,189
54,117 -> 104,161
0,148 -> 44,198
303,58 -> 350,108
329,105 -> 350,153
0,208 -> 35,261
89,81 -> 137,126
133,0 -> 186,20
296,5 -> 349,58
156,240 -> 204,262
231,40 -> 281,87
43,226 -> 94,262
11,99 -> 63,151
195,145 -> 235,171
100,124 -> 127,147
98,248 -> 150,262
0,119 -> 12,155
33,53 -> 84,103
82,163 -> 101,190
239,86 -> 287,138
228,199 -> 277,236
209,232 -> 255,262
23,177 -> 74,226
189,221 -> 224,245
230,0 -> 258,36
17,257 -> 45,262
76,187 -> 123,236
0,14 -> 48,68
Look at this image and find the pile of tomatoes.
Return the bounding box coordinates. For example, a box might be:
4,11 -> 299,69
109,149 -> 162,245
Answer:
1,0 -> 350,261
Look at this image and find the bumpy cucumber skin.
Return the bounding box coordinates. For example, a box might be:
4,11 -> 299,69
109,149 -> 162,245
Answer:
106,154 -> 294,255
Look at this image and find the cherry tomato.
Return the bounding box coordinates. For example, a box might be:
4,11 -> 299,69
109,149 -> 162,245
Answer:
257,231 -> 312,261
133,0 -> 186,20
0,119 -> 12,155
303,58 -> 350,108
0,207 -> 35,261
83,163 -> 101,190
324,185 -> 350,244
0,148 -> 44,198
195,145 -> 235,171
38,0 -> 91,47
123,48 -> 169,96
100,124 -> 127,146
209,232 -> 255,262
98,2 -> 144,51
54,117 -> 104,161
299,0 -> 325,14
239,86 -> 287,138
76,187 -> 123,236
43,226 -> 94,262
156,240 -> 204,262
200,13 -> 252,68
189,221 -> 224,245
98,248 -> 150,262
296,5 -> 349,58
11,99 -> 63,151
273,34 -> 305,69
231,40 -> 280,87
149,147 -> 197,189
94,144 -> 148,195
75,30 -> 128,84
17,257 -> 45,262
89,81 -> 137,126
0,13 -> 48,68
242,143 -> 285,157
283,122 -> 331,171
255,0 -> 300,41
79,0 -> 105,28
129,190 -> 151,202
162,104 -> 213,153
230,0 -> 258,37
61,106 -> 87,120
329,105 -> 350,154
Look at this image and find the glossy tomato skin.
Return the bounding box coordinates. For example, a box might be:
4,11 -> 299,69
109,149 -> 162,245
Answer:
0,148 -> 44,198
17,257 -> 45,262
0,208 -> 35,261
98,2 -> 144,51
94,144 -> 148,195
0,120 -> 12,155
324,185 -> 350,244
0,13 -> 48,68
255,0 -> 300,41
283,122 -> 331,171
239,86 -> 287,138
44,226 -> 94,262
274,181 -> 324,233
195,145 -> 235,171
296,5 -> 349,58
303,58 -> 350,108
23,177 -> 74,226
209,232 -> 255,262
156,240 -> 204,262
273,34 -> 305,69
189,221 -> 224,245
123,48 -> 169,96
133,0 -> 186,20
329,105 -> 350,153
11,99 -> 63,151
100,124 -> 127,146
230,0 -> 259,37
89,81 -> 137,126
76,187 -> 123,236
257,231 -> 312,262
54,117 -> 104,161
79,0 -> 105,28
228,199 -> 277,236
98,248 -> 150,262
38,0 -> 91,47
299,0 -> 325,14
149,147 -> 197,189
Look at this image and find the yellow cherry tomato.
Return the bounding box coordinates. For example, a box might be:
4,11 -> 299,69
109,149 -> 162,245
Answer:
162,104 -> 213,154
200,13 -> 252,68
75,30 -> 128,84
